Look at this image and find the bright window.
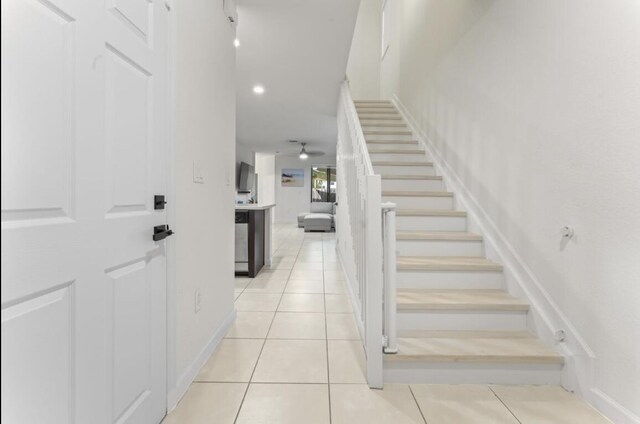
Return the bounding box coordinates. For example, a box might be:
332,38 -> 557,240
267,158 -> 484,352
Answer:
311,166 -> 337,203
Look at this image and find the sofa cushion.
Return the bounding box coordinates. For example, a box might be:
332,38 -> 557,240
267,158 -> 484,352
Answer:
304,213 -> 332,232
310,202 -> 333,214
297,212 -> 309,227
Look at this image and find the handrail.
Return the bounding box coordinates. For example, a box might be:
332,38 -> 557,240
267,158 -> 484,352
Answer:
336,81 -> 398,388
342,85 -> 374,176
336,81 -> 383,388
382,202 -> 398,354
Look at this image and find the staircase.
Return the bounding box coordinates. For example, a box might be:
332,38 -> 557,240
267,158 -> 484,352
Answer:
355,100 -> 564,385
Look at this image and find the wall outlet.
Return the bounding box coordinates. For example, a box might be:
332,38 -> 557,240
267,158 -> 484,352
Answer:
194,288 -> 202,313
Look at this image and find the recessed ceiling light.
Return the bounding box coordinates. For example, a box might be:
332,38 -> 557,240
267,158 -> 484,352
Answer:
253,85 -> 265,95
234,38 -> 240,48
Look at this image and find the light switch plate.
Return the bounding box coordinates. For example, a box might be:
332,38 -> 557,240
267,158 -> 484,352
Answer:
194,288 -> 202,313
193,161 -> 205,184
224,165 -> 231,186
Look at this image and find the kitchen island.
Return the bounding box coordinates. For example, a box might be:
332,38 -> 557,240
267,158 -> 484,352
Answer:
234,204 -> 275,277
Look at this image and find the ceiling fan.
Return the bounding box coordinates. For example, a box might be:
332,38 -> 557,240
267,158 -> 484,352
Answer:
281,140 -> 325,159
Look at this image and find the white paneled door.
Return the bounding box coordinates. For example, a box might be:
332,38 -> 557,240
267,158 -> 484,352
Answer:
1,0 -> 170,423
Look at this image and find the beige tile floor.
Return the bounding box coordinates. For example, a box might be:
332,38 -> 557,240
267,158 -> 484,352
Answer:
163,224 -> 612,424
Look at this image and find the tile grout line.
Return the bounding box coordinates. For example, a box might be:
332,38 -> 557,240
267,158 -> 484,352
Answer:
194,380 -> 367,385
408,385 -> 429,424
488,386 -> 523,424
323,232 -> 333,424
229,228 -> 340,423
231,237 -> 301,424
227,337 -> 360,341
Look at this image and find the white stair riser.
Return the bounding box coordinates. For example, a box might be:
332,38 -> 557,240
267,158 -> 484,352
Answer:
396,270 -> 504,289
359,115 -> 401,121
357,108 -> 397,113
374,165 -> 435,176
382,179 -> 443,191
397,215 -> 466,231
384,363 -> 562,385
360,120 -> 406,126
370,153 -> 426,162
356,104 -> 396,107
383,195 -> 453,210
397,310 -> 527,331
355,102 -> 393,106
396,239 -> 483,257
367,143 -> 420,151
361,125 -> 409,131
365,133 -> 414,141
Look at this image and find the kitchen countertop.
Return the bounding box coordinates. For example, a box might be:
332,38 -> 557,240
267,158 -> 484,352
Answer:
234,203 -> 276,210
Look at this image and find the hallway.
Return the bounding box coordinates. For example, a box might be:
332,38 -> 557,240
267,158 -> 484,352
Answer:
163,225 -> 611,424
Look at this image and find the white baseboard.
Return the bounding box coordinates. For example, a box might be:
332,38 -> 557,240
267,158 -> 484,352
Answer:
391,94 -> 595,396
591,389 -> 640,424
167,309 -> 236,412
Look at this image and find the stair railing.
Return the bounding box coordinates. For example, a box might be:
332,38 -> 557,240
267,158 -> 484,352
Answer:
336,81 -> 397,388
382,202 -> 398,354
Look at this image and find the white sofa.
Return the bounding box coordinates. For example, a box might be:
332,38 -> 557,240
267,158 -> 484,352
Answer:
297,202 -> 335,232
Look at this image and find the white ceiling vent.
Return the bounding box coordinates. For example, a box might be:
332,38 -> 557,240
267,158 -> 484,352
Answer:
223,0 -> 238,27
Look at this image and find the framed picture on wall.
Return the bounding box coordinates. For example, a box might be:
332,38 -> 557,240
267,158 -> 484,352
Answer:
281,169 -> 304,187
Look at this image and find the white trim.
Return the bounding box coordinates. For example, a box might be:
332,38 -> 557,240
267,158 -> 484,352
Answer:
165,0 -> 178,415
167,309 -> 236,412
590,389 -> 640,424
391,93 -> 596,397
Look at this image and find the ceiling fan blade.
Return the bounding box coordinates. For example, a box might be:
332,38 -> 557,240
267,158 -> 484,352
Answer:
279,150 -> 325,157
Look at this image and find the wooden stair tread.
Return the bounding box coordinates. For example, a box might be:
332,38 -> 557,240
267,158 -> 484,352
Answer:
398,330 -> 534,339
396,231 -> 481,241
356,103 -> 395,106
355,103 -> 394,107
367,140 -> 418,145
364,130 -> 412,135
396,289 -> 526,311
369,149 -> 425,154
361,123 -> 407,127
373,161 -> 433,166
354,100 -> 392,104
381,175 -> 442,180
357,110 -> 399,115
383,191 -> 453,197
397,256 -> 502,271
385,335 -> 563,364
359,115 -> 403,120
396,209 -> 466,217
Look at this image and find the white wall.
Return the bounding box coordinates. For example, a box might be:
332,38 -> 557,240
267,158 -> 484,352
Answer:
255,152 -> 276,208
346,0 -> 382,100
275,155 -> 336,223
371,0 -> 640,421
379,0 -> 399,100
171,0 -> 236,407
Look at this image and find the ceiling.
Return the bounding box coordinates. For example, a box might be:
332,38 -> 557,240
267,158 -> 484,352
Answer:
235,0 -> 360,157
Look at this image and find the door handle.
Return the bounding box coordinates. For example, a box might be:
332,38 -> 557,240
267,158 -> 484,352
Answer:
153,225 -> 174,241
